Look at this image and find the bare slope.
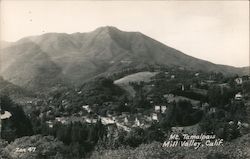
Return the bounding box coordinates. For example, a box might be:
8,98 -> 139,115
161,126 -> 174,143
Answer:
114,71 -> 157,96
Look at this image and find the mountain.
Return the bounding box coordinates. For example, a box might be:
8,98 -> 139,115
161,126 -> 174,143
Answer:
0,26 -> 245,90
241,66 -> 250,75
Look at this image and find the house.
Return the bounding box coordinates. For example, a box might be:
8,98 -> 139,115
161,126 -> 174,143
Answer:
134,117 -> 141,127
61,100 -> 69,106
208,107 -> 217,114
205,80 -> 216,84
46,121 -> 53,128
27,101 -> 33,104
228,121 -> 234,125
82,105 -> 92,113
77,91 -> 82,94
201,102 -> 209,111
151,113 -> 159,121
235,77 -> 243,85
154,105 -> 161,112
161,106 -> 167,113
235,92 -> 243,100
154,105 -> 167,113
85,118 -> 97,124
124,117 -> 129,124
181,84 -> 185,91
101,117 -> 115,125
55,117 -> 67,124
0,111 -> 12,119
120,60 -> 132,64
171,75 -> 175,79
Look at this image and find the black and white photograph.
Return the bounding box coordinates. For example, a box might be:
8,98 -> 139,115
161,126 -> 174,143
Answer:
0,0 -> 249,158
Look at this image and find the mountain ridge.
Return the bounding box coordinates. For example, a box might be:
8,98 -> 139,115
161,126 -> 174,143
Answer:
0,26 -> 247,90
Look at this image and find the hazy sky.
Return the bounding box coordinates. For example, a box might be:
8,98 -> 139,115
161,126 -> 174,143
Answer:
0,1 -> 249,67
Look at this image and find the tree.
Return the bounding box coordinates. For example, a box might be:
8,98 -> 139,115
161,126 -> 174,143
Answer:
1,95 -> 33,141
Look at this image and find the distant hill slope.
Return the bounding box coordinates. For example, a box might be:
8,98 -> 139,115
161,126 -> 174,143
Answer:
0,26 -> 245,90
114,71 -> 157,96
241,66 -> 250,75
114,71 -> 157,84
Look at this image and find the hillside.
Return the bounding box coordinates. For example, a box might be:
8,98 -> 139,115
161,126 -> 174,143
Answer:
0,77 -> 34,100
114,71 -> 157,96
0,26 -> 245,90
90,133 -> 250,159
241,66 -> 250,75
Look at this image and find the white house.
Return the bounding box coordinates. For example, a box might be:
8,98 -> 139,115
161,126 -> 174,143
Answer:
55,117 -> 67,124
235,78 -> 243,85
181,84 -> 185,91
124,117 -> 129,124
235,93 -> 243,100
101,117 -> 115,125
154,105 -> 161,112
46,121 -> 53,128
134,117 -> 141,127
154,105 -> 167,113
82,105 -> 92,113
152,113 -> 158,121
161,106 -> 167,113
0,111 -> 12,119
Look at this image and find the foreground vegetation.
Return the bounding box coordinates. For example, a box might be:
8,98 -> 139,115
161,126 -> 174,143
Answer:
1,66 -> 250,159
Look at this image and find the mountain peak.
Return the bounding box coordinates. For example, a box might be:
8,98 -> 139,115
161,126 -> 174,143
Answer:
93,26 -> 124,36
95,26 -> 120,32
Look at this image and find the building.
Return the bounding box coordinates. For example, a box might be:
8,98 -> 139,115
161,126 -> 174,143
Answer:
82,105 -> 92,113
46,121 -> 54,128
201,102 -> 209,111
208,107 -> 217,114
154,105 -> 167,114
235,93 -> 243,100
154,105 -> 161,112
161,106 -> 167,113
235,77 -> 243,85
134,117 -> 141,127
55,117 -> 67,124
152,113 -> 158,121
0,111 -> 12,120
101,117 -> 115,125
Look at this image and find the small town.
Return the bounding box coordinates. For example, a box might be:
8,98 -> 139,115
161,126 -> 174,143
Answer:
0,2 -> 249,158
